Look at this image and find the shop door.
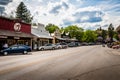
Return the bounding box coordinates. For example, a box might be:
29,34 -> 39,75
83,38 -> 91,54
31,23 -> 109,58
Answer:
0,39 -> 6,50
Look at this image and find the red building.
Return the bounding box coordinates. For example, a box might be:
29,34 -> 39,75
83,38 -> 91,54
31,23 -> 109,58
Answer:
0,16 -> 33,49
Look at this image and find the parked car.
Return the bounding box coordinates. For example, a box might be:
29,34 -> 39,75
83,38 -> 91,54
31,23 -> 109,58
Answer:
0,45 -> 31,56
88,42 -> 96,45
68,42 -> 76,47
55,43 -> 63,49
68,42 -> 80,47
75,42 -> 81,46
81,42 -> 89,46
102,44 -> 105,47
107,43 -> 113,48
38,43 -> 57,51
60,42 -> 68,49
112,45 -> 120,49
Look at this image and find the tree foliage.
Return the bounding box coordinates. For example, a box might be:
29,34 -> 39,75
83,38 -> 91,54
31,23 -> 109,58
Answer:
101,30 -> 107,41
16,2 -> 33,23
45,23 -> 59,34
108,23 -> 114,42
64,25 -> 83,40
60,27 -> 64,33
113,31 -> 119,41
82,30 -> 97,42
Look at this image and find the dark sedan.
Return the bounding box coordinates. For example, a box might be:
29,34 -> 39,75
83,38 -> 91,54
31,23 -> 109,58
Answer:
0,45 -> 31,55
68,42 -> 80,47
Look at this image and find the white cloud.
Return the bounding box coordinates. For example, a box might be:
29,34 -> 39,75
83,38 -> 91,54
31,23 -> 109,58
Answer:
3,0 -> 120,30
81,16 -> 89,21
76,6 -> 100,12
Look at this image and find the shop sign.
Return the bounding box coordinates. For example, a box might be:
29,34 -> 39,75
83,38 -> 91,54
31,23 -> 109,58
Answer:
14,23 -> 21,32
14,37 -> 20,39
0,35 -> 7,38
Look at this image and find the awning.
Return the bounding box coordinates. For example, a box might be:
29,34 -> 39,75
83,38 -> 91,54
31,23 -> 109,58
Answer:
0,29 -> 33,38
55,37 -> 66,40
116,25 -> 120,32
32,32 -> 53,39
31,28 -> 53,39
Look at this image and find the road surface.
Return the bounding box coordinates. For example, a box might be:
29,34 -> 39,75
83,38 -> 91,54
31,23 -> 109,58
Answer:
0,45 -> 120,80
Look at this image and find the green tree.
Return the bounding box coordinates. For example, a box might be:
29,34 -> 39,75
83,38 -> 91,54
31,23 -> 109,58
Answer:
101,30 -> 107,41
45,23 -> 59,35
60,27 -> 65,34
32,23 -> 37,26
113,31 -> 119,41
75,28 -> 84,41
82,30 -> 97,42
16,2 -> 33,23
108,23 -> 114,42
64,25 -> 83,40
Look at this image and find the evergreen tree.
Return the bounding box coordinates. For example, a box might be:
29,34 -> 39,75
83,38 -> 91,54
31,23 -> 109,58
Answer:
108,23 -> 114,42
101,30 -> 107,41
16,2 -> 33,23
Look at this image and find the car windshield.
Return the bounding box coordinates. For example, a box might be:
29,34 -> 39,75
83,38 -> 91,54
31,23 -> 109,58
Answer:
56,43 -> 60,45
45,44 -> 51,46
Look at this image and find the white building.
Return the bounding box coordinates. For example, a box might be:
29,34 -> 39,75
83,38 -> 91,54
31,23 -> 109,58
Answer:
32,23 -> 52,50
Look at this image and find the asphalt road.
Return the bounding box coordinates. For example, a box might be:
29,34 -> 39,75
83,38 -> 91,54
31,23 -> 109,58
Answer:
0,45 -> 120,80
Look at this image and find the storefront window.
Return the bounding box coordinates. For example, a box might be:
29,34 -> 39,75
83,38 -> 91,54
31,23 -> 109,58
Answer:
7,39 -> 16,46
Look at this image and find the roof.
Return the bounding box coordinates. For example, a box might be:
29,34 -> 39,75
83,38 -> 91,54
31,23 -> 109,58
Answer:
32,32 -> 53,39
31,27 -> 53,39
0,16 -> 31,25
0,29 -> 33,38
116,25 -> 120,32
55,37 -> 66,40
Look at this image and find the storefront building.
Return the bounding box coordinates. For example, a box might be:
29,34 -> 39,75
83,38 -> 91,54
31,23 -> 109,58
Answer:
32,23 -> 52,50
0,16 -> 33,50
51,29 -> 78,44
61,30 -> 78,43
51,29 -> 62,44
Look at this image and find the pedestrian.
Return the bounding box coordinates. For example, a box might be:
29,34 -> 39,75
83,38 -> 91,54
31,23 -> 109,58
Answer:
3,43 -> 8,49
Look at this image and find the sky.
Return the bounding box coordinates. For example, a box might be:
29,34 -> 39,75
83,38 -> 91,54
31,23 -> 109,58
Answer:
1,0 -> 120,30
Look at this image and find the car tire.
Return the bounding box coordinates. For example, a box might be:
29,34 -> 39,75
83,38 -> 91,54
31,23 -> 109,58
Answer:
3,52 -> 8,56
41,48 -> 44,51
23,51 -> 28,54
